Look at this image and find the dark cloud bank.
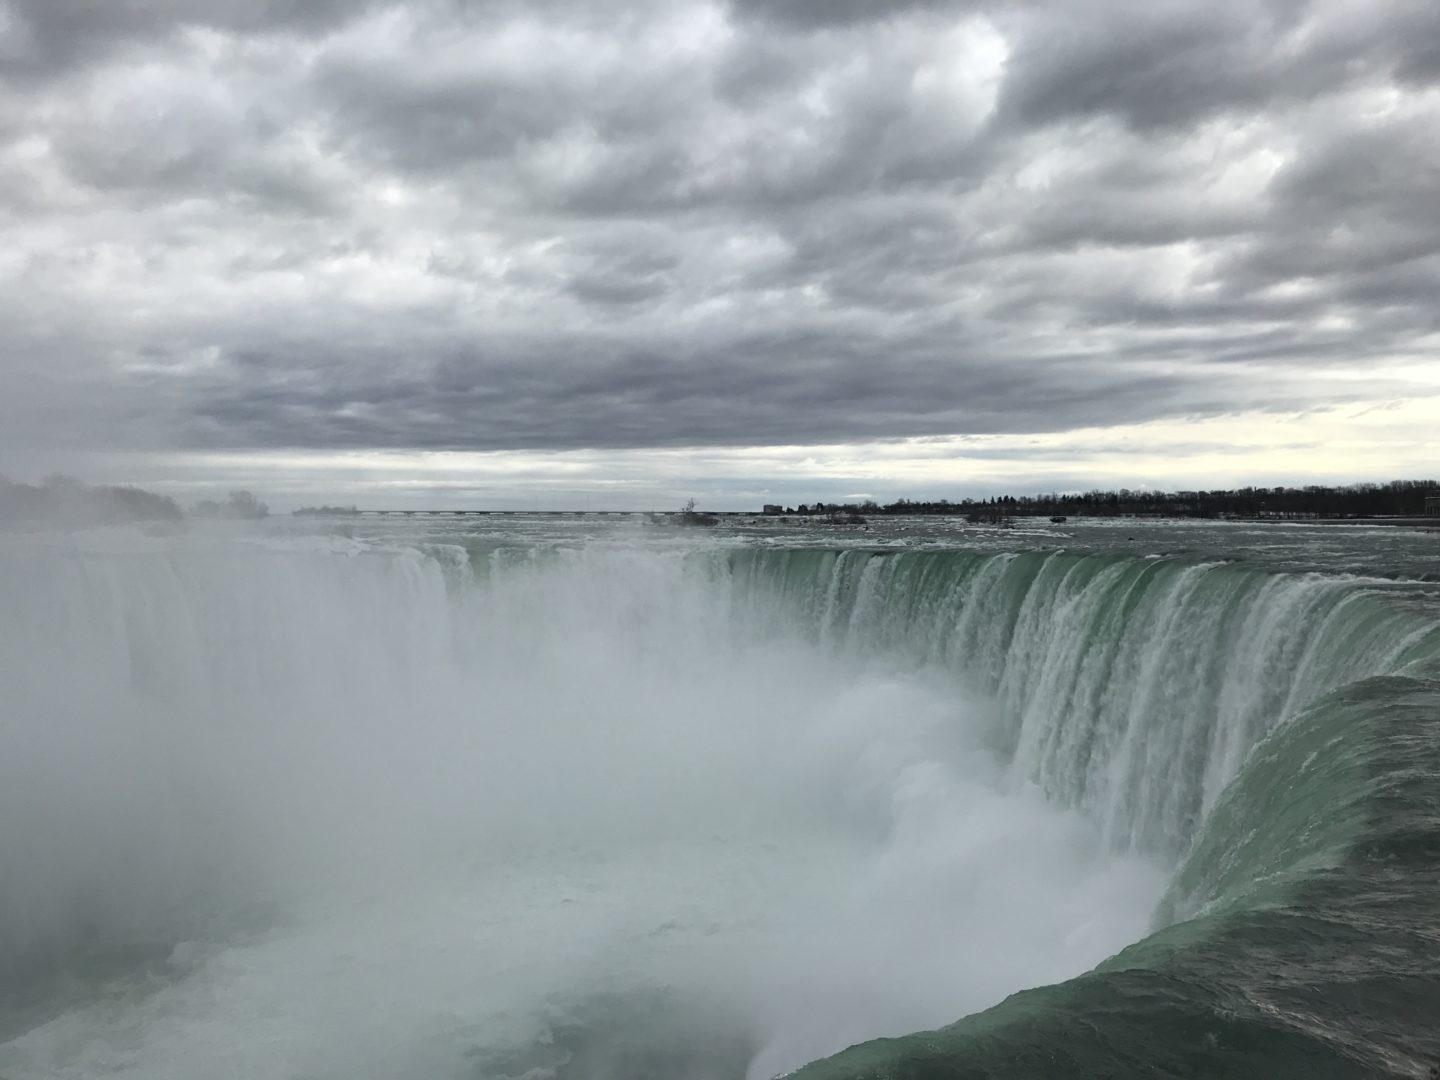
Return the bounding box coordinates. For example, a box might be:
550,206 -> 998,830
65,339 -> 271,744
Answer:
1,0 -> 1437,459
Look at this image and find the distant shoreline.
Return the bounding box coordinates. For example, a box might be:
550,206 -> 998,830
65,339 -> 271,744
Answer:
1262,516 -> 1439,529
279,508 -> 1438,529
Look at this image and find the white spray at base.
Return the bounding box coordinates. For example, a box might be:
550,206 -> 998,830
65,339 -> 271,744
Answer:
1,530 -> 1430,1079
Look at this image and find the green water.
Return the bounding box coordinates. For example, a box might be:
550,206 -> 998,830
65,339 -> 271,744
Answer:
795,675 -> 1440,1079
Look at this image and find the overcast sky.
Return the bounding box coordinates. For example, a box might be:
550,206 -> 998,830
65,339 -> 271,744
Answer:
1,0 -> 1437,508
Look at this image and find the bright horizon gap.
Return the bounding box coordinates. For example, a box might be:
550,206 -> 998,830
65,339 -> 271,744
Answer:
6,473 -> 1435,518
4,400 -> 1436,512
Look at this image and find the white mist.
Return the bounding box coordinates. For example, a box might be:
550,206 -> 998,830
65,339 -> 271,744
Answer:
0,530 -> 1163,1079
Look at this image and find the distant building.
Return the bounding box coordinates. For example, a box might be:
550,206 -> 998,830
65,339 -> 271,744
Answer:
762,504 -> 784,515
1426,493 -> 1440,517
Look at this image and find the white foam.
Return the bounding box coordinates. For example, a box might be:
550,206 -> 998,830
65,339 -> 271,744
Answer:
0,534 -> 1163,1079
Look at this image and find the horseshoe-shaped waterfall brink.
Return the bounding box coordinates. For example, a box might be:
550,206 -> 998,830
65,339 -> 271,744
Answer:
2,518 -> 1438,1079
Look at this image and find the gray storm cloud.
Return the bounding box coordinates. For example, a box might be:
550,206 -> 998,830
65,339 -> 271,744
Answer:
1,0 -> 1436,459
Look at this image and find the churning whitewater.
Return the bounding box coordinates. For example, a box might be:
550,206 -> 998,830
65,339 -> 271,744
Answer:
1,518 -> 1438,1079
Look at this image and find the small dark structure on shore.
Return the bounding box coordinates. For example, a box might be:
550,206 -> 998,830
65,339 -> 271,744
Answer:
678,499 -> 719,527
1426,493 -> 1440,517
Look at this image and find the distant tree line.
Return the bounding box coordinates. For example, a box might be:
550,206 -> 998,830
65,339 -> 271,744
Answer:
0,475 -> 274,527
770,480 -> 1438,520
192,490 -> 269,519
0,474 -> 182,526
